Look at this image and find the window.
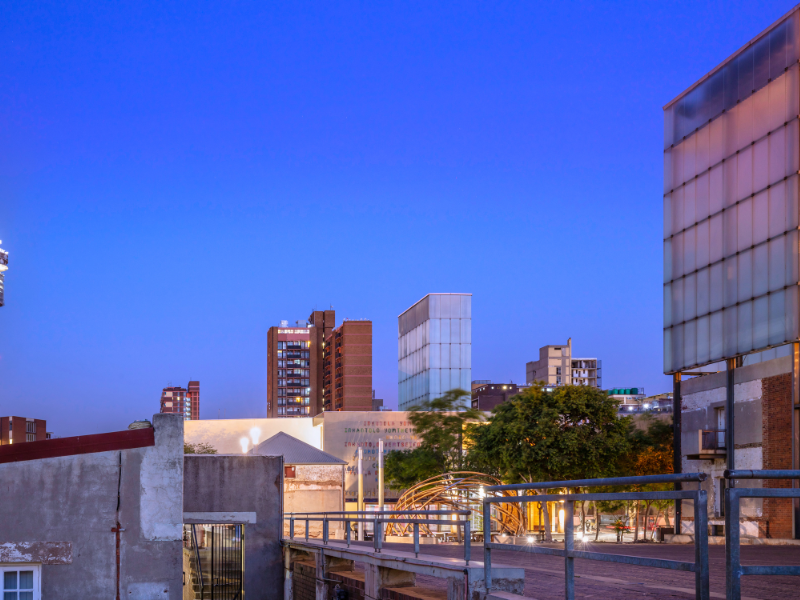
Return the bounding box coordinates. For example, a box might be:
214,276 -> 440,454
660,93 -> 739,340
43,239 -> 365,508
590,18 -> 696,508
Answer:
278,342 -> 286,350
556,367 -> 561,375
2,565 -> 40,600
277,370 -> 285,377
278,379 -> 286,386
301,351 -> 310,358
301,379 -> 309,386
278,361 -> 285,367
26,434 -> 35,442
278,407 -> 285,415
25,422 -> 35,434
277,350 -> 284,357
278,389 -> 286,397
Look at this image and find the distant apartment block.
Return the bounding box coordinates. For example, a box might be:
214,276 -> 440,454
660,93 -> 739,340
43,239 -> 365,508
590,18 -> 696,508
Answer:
526,338 -> 601,388
398,293 -> 472,410
159,381 -> 200,420
471,382 -> 527,411
323,319 -> 373,411
608,387 -> 646,411
1,416 -> 50,445
267,311 -> 334,418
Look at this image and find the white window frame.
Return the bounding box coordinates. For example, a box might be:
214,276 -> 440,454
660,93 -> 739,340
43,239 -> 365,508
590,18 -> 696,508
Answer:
1,563 -> 42,600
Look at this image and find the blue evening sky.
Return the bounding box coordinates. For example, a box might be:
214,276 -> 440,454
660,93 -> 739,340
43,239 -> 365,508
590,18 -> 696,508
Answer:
0,1 -> 789,436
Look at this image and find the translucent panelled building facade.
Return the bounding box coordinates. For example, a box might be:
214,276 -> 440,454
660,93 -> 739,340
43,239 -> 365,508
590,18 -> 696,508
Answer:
664,11 -> 800,374
398,293 -> 472,410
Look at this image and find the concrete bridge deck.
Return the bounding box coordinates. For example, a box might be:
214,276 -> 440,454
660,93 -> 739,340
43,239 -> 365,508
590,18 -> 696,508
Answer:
283,538 -> 524,600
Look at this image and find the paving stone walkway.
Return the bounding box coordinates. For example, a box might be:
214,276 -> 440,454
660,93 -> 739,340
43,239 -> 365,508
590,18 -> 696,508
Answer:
375,541 -> 800,600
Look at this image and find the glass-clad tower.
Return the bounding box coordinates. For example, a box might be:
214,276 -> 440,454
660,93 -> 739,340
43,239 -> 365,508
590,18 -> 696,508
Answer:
398,293 -> 472,410
663,12 -> 800,373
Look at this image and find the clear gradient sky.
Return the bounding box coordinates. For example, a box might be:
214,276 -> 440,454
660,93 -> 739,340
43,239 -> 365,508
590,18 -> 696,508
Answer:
1,1 -> 791,436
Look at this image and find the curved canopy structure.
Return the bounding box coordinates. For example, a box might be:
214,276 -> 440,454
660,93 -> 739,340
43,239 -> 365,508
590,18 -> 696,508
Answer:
387,471 -> 524,537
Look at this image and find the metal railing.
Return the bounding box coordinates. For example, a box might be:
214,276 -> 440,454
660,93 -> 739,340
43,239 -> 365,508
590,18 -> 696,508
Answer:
482,473 -> 710,600
284,510 -> 472,561
724,470 -> 800,600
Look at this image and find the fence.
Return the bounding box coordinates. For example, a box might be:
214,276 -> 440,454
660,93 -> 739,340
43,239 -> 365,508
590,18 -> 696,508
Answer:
724,470 -> 800,600
482,473 -> 710,600
284,510 -> 472,560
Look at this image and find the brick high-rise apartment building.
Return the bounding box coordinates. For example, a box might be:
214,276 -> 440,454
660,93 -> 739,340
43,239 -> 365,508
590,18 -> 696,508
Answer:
267,311 -> 335,418
1,416 -> 49,445
159,381 -> 200,420
323,320 -> 373,411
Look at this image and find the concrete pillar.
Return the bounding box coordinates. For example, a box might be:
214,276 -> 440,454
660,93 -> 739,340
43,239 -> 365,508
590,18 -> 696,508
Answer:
284,548 -> 295,600
364,564 -> 415,600
673,373 -> 682,531
315,552 -> 354,600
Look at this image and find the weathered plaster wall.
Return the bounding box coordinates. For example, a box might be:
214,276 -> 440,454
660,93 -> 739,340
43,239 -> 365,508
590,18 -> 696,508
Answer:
183,454 -> 284,600
285,464 -> 344,535
0,414 -> 184,599
185,418 -> 321,454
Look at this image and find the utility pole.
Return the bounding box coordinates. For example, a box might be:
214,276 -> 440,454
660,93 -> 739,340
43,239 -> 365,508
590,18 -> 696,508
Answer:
358,447 -> 364,541
378,439 -> 384,512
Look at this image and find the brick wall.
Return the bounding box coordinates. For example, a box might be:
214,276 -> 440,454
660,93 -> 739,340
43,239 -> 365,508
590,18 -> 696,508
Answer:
327,570 -> 365,600
293,560 -> 317,600
761,372 -> 793,538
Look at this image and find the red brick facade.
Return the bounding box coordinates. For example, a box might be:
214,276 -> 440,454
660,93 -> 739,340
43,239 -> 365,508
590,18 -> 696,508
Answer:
761,372 -> 794,538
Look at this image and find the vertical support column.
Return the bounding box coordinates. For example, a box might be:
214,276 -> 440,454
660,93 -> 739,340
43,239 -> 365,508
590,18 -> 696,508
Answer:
673,373 -> 682,531
725,487 -> 742,600
378,439 -> 385,512
284,547 -> 294,600
726,358 -> 737,488
694,489 -> 709,600
793,342 -> 800,539
483,502 -> 492,591
358,447 -> 364,542
564,500 -> 574,600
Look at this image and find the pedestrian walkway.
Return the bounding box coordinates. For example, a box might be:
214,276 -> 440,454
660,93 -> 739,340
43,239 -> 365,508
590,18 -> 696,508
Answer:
367,541 -> 800,600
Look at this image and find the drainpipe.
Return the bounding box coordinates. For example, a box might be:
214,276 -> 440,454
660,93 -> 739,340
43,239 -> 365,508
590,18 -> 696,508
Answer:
673,373 -> 682,532
793,343 -> 800,539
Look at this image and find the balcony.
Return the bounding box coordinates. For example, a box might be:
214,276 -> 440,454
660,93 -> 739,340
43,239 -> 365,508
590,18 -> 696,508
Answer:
686,429 -> 726,460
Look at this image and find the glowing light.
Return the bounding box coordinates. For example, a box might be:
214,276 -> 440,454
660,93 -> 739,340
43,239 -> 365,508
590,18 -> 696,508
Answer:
558,509 -> 565,532
478,486 -> 486,498
250,427 -> 261,446
240,437 -> 250,454
526,536 -> 533,543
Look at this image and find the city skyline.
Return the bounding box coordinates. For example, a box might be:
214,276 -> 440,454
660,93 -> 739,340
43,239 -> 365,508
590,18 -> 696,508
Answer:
2,1 -> 788,437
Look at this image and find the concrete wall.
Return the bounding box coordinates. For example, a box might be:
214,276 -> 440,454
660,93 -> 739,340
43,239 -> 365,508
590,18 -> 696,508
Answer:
183,454 -> 284,600
0,413 -> 185,599
185,418 -> 321,454
285,464 -> 344,536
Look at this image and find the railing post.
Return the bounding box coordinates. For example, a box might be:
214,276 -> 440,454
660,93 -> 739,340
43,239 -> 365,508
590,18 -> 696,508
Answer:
564,500 -> 574,600
305,519 -> 309,542
374,518 -> 381,553
464,519 -> 471,565
725,487 -> 742,600
694,489 -> 709,600
323,518 -> 329,545
290,517 -> 294,540
346,520 -> 351,548
483,501 -> 492,591
413,522 -> 419,558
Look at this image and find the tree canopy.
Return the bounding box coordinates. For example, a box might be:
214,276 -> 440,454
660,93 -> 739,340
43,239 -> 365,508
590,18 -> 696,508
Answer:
384,389 -> 483,489
468,384 -> 631,484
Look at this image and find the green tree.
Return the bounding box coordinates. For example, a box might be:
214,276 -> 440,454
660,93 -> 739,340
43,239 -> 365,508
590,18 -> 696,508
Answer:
384,389 -> 483,489
184,442 -> 217,454
469,384 -> 630,540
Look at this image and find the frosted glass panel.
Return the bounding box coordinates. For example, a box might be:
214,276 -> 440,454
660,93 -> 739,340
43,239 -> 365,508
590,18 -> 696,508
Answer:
665,49 -> 800,372
450,344 -> 460,369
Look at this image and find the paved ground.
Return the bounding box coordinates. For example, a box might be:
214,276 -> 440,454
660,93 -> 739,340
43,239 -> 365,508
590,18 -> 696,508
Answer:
363,541 -> 800,600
